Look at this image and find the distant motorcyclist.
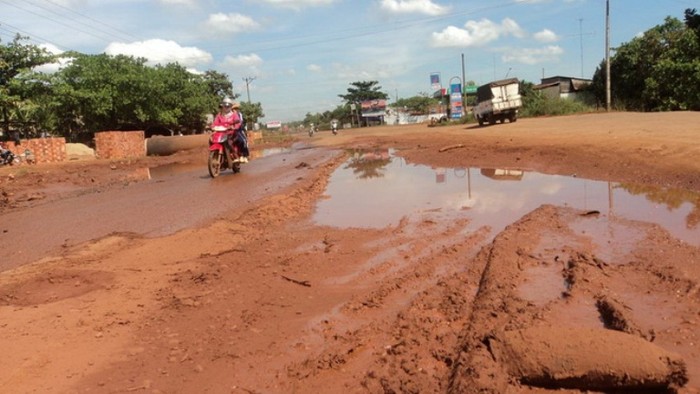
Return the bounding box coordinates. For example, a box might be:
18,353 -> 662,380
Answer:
0,142 -> 14,165
331,119 -> 339,135
212,98 -> 248,163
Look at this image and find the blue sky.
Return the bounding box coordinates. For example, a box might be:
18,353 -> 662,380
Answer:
0,0 -> 695,122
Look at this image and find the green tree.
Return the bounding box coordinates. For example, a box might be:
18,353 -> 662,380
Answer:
591,12 -> 700,111
0,34 -> 54,137
203,70 -> 235,100
685,8 -> 700,39
338,81 -> 388,103
338,81 -> 388,127
48,53 -> 230,140
393,94 -> 438,114
239,101 -> 264,127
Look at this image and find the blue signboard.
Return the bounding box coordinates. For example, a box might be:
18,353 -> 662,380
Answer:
450,83 -> 463,119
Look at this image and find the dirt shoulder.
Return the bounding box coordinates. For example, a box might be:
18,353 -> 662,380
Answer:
0,111 -> 699,393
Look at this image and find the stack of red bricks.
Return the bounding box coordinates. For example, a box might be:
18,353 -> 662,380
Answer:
4,137 -> 67,164
248,131 -> 263,145
94,131 -> 146,159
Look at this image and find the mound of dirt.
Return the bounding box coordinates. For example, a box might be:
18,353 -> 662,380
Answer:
490,326 -> 687,391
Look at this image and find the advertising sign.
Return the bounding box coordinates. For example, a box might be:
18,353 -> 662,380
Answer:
450,83 -> 463,119
266,120 -> 282,129
360,99 -> 387,117
430,73 -> 441,92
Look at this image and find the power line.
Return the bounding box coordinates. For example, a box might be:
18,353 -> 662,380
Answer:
0,20 -> 63,48
0,0 -> 126,45
38,0 -> 141,42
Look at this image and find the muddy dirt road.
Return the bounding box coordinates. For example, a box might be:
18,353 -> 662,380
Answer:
0,111 -> 699,393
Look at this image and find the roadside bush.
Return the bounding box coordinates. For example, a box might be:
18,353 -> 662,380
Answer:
521,91 -> 594,118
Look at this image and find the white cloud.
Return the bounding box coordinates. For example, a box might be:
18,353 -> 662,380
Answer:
432,18 -> 524,48
33,43 -> 72,74
256,0 -> 336,8
533,29 -> 559,42
45,0 -> 85,6
500,45 -> 563,65
157,0 -> 196,5
307,64 -> 322,72
104,39 -> 212,67
39,43 -> 64,55
380,0 -> 450,16
501,18 -> 525,38
205,13 -> 260,34
223,53 -> 263,68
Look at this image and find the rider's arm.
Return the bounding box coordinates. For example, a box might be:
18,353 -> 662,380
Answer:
212,114 -> 225,128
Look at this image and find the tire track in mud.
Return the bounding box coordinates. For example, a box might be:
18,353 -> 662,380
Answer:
448,204 -> 690,394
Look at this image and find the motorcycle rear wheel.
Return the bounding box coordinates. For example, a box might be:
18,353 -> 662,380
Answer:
208,151 -> 222,178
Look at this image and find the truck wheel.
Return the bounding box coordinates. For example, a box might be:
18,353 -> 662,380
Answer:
477,115 -> 484,126
488,114 -> 495,125
509,113 -> 517,123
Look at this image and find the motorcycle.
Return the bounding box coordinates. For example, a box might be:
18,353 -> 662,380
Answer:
308,124 -> 316,137
208,125 -> 242,178
0,148 -> 17,166
331,121 -> 339,135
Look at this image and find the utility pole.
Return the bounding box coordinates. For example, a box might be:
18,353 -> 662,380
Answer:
242,76 -> 256,103
578,18 -> 584,78
461,53 -> 466,111
605,0 -> 611,111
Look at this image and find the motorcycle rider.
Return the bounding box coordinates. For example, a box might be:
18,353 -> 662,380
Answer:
212,98 -> 248,163
0,142 -> 13,165
233,103 -> 250,159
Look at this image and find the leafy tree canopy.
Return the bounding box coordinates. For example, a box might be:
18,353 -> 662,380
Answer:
338,81 -> 388,103
1,34 -> 54,136
591,10 -> 700,111
393,94 -> 439,114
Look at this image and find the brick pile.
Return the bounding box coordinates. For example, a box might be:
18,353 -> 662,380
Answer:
248,131 -> 263,145
4,137 -> 67,164
94,131 -> 146,159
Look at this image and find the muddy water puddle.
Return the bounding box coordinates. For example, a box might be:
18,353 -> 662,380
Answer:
313,149 -> 700,246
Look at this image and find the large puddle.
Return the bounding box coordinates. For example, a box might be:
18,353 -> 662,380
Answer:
313,149 -> 700,246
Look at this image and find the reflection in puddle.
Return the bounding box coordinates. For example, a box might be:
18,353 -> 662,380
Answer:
146,162 -> 202,179
251,147 -> 292,159
314,150 -> 700,246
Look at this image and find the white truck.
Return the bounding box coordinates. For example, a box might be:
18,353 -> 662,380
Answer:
473,78 -> 522,126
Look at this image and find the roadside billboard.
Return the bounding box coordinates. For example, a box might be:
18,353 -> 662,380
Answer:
266,120 -> 282,129
450,83 -> 463,119
360,99 -> 387,117
430,73 -> 441,92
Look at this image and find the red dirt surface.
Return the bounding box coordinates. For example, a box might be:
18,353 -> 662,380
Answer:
0,111 -> 699,393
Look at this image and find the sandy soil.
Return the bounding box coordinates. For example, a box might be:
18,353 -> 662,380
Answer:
0,111 -> 699,394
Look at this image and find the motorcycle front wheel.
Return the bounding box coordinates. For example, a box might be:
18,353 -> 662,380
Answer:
208,151 -> 222,178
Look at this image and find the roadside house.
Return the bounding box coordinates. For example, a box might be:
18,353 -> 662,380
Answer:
534,76 -> 592,101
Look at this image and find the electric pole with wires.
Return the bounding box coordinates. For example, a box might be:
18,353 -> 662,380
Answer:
242,76 -> 256,103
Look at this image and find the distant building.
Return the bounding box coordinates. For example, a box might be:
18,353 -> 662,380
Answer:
534,76 -> 592,101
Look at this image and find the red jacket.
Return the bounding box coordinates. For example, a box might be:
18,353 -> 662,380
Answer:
212,111 -> 241,131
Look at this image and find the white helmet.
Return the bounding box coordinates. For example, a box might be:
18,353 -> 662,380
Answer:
220,97 -> 234,107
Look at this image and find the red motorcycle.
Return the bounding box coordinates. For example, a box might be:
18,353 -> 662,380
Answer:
208,126 -> 242,178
